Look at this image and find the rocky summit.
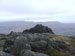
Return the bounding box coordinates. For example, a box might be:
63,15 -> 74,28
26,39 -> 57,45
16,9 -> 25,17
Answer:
23,24 -> 54,34
0,24 -> 75,56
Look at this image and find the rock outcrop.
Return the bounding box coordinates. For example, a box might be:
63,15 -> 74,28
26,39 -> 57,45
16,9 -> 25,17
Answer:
3,34 -> 71,56
23,24 -> 54,34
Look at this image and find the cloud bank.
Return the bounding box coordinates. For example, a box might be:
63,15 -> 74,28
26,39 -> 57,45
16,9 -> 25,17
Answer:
0,0 -> 75,23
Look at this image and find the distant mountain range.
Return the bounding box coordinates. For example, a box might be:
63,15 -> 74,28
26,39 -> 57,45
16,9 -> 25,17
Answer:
0,21 -> 75,36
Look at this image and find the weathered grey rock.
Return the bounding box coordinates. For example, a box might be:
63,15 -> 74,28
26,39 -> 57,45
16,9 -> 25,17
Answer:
36,53 -> 49,56
47,38 -> 69,49
30,40 -> 47,51
22,33 -> 50,42
11,36 -> 31,56
23,50 -> 49,56
23,50 -> 36,56
3,39 -> 14,53
3,33 -> 71,56
0,51 -> 13,56
47,38 -> 58,49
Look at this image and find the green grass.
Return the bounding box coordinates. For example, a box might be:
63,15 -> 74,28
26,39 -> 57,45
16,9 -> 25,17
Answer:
37,49 -> 68,56
49,35 -> 72,43
0,40 -> 5,51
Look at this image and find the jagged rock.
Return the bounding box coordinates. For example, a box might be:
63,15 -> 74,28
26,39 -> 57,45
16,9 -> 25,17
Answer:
23,50 -> 49,56
23,24 -> 54,34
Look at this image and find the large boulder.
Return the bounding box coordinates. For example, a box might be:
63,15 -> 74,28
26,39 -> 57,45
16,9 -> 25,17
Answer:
11,36 -> 31,56
30,38 -> 70,51
30,40 -> 47,51
23,24 -> 54,34
47,38 -> 69,50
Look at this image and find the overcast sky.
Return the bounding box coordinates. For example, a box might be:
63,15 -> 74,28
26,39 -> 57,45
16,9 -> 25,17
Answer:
0,0 -> 75,23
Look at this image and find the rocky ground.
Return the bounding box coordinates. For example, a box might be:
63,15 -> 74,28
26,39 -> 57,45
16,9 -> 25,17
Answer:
0,24 -> 75,56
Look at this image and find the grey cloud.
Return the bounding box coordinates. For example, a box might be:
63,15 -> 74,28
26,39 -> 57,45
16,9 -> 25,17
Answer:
0,0 -> 75,23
